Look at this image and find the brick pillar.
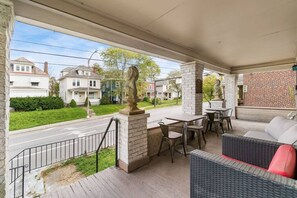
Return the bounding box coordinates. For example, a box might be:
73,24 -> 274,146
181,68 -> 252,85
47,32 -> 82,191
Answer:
117,113 -> 150,172
0,0 -> 14,197
224,74 -> 238,116
181,61 -> 204,115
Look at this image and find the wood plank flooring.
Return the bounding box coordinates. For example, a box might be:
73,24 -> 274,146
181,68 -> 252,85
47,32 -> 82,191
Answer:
42,119 -> 266,198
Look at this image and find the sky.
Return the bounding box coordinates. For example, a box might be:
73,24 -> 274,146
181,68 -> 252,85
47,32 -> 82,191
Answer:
10,21 -> 180,78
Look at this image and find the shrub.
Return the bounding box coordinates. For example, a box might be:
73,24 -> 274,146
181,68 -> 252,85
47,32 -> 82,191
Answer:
143,96 -> 150,102
10,96 -> 64,112
84,97 -> 91,107
151,98 -> 161,105
100,95 -> 111,105
70,99 -> 77,108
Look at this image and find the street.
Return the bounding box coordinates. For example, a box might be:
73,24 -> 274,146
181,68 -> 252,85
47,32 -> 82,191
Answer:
9,105 -> 187,158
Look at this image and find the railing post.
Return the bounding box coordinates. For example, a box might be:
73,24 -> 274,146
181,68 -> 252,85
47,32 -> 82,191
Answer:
73,139 -> 75,158
22,166 -> 25,198
29,148 -> 31,173
115,118 -> 119,167
96,151 -> 99,173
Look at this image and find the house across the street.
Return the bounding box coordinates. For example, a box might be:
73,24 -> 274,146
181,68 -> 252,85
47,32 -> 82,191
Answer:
145,79 -> 181,100
101,79 -> 121,104
59,65 -> 102,105
9,57 -> 50,97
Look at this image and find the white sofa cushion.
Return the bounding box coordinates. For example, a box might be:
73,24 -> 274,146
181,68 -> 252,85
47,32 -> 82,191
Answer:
244,131 -> 276,142
265,116 -> 297,140
278,125 -> 297,145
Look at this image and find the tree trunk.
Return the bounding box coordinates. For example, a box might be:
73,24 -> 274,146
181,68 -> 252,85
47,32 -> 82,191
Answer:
176,92 -> 179,105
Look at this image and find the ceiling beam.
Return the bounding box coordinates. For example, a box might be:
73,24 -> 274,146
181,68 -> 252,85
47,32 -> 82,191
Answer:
12,0 -> 231,74
230,58 -> 295,74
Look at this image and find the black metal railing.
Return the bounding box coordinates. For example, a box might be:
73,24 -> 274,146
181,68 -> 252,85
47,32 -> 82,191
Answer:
96,117 -> 119,172
9,129 -> 115,183
10,165 -> 26,198
9,118 -> 118,198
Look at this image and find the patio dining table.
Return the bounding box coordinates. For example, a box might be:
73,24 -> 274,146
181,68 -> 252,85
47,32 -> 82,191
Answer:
165,114 -> 205,153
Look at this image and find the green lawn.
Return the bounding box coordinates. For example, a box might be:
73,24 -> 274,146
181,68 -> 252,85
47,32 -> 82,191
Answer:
10,108 -> 87,131
10,100 -> 181,131
63,148 -> 115,176
91,104 -> 126,116
91,100 -> 181,116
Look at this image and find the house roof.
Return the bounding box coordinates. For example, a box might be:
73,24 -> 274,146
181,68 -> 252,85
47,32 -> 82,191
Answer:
59,65 -> 102,80
61,67 -> 73,72
13,57 -> 34,65
10,57 -> 49,76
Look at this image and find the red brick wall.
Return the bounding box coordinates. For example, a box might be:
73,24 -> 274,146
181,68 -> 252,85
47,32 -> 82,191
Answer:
243,70 -> 296,108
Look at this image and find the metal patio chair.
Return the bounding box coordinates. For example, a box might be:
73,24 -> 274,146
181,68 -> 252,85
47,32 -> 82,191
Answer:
158,122 -> 186,163
220,108 -> 233,130
187,117 -> 207,149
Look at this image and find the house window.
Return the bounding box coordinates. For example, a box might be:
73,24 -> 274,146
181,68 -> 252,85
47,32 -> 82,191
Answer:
26,66 -> 30,72
16,65 -> 20,72
10,82 -> 13,86
77,79 -> 80,86
21,66 -> 25,72
31,82 -> 39,86
72,79 -> 76,86
115,81 -> 120,87
89,80 -> 96,87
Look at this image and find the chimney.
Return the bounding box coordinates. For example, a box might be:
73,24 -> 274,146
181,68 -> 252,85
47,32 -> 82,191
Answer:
93,67 -> 97,74
44,62 -> 48,74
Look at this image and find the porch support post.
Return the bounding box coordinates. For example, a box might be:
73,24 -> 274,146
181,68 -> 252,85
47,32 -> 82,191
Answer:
181,61 -> 204,115
71,91 -> 74,100
117,113 -> 150,173
224,74 -> 238,116
0,0 -> 14,197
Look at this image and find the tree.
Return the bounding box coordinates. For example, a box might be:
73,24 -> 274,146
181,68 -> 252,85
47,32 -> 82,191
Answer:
203,74 -> 218,107
167,70 -> 182,104
92,63 -> 104,76
49,77 -> 59,96
100,48 -> 160,103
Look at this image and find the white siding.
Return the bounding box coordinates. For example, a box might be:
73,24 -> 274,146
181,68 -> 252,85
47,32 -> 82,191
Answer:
59,77 -> 101,104
9,74 -> 49,97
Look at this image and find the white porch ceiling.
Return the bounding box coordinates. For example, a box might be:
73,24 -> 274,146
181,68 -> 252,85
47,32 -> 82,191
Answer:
13,0 -> 297,73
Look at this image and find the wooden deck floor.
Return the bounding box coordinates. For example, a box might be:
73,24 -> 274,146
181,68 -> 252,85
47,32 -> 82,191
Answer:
42,119 -> 267,198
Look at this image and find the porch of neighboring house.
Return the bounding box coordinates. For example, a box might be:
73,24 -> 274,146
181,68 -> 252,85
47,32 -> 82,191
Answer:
42,119 -> 266,197
69,88 -> 101,105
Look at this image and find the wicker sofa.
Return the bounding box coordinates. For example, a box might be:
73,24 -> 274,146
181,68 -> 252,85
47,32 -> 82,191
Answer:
243,116 -> 297,144
190,134 -> 297,198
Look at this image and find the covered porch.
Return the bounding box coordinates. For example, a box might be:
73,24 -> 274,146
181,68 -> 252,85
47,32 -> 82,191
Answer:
1,0 -> 297,197
42,118 -> 261,198
68,88 -> 101,106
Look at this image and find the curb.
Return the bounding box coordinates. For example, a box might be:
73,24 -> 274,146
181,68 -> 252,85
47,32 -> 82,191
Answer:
10,113 -> 118,135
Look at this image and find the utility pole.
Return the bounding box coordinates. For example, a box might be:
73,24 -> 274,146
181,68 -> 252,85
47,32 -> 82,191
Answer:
87,50 -> 98,118
154,80 -> 157,107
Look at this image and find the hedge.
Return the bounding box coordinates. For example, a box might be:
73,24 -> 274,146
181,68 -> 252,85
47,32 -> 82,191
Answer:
70,99 -> 77,108
10,96 -> 64,112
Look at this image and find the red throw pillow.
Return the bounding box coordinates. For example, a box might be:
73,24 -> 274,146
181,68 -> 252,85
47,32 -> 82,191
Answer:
267,145 -> 296,178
